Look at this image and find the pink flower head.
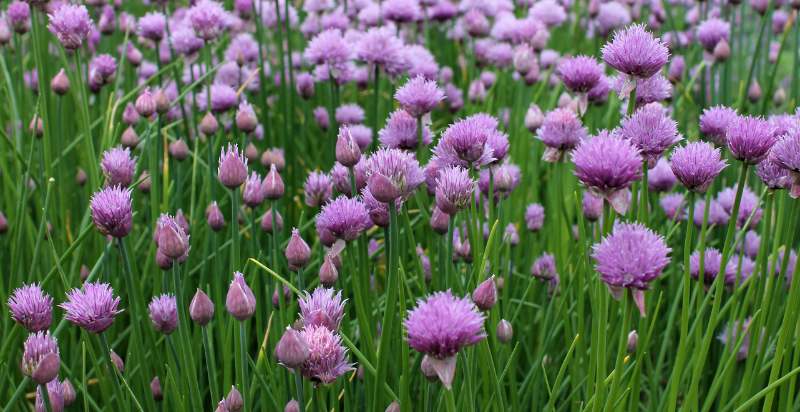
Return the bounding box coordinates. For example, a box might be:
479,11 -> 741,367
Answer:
8,283 -> 53,332
299,325 -> 353,384
395,76 -> 445,118
61,282 -> 122,333
602,23 -> 669,79
299,287 -> 346,331
670,141 -> 727,193
572,132 -> 641,214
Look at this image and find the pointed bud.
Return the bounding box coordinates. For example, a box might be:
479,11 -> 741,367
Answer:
206,201 -> 226,231
62,379 -> 76,406
121,126 -> 139,148
169,139 -> 189,161
156,249 -> 174,270
748,81 -> 762,102
190,289 -> 215,326
75,168 -> 87,186
367,173 -> 401,203
226,272 -> 256,321
31,352 -> 60,384
122,103 -> 140,125
275,327 -> 310,368
29,116 -> 43,138
496,319 -> 513,343
524,104 -> 544,133
385,401 -> 400,412
235,103 -> 258,133
150,376 -> 163,401
335,127 -> 362,167
263,164 -> 285,199
200,112 -> 219,135
285,228 -> 311,271
51,69 -> 70,95
472,276 -> 497,311
284,399 -> 300,412
260,208 -> 284,233
110,350 -> 125,373
245,143 -> 259,162
319,254 -> 339,287
627,330 -> 638,353
154,89 -> 170,114
138,171 -> 152,193
135,89 -> 156,117
225,386 -> 244,412
713,39 -> 730,62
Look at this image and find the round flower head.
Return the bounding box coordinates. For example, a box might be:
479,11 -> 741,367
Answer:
434,113 -> 497,169
690,248 -> 736,285
537,108 -> 589,162
618,103 -> 681,165
530,0 -> 567,27
90,186 -> 133,238
304,29 -> 352,68
741,230 -> 761,260
434,166 -> 475,215
188,0 -> 226,41
404,290 -> 486,388
726,115 -> 778,164
299,287 -> 346,331
572,132 -> 642,214
395,76 -> 445,118
647,158 -> 676,192
35,378 -> 64,412
596,2 -> 632,37
670,141 -> 727,193
9,283 -> 53,332
697,18 -> 730,52
602,24 -> 669,79
7,1 -> 30,34
365,147 -> 424,202
21,331 -> 60,384
379,109 -> 433,150
316,196 -> 371,244
218,143 -> 249,188
138,12 -> 166,42
362,186 -> 401,228
355,27 -> 408,76
770,129 -> 800,197
148,294 -> 178,334
717,186 -> 763,229
479,163 -> 521,199
593,222 -> 671,290
383,0 -> 421,23
631,74 -> 672,105
525,203 -> 545,231
335,104 -> 365,125
48,4 -> 92,50
699,106 -> 738,146
101,146 -> 136,187
557,55 -> 603,93
61,282 -> 122,333
304,171 -> 333,208
299,325 -> 353,384
172,26 -> 204,56
661,193 -> 686,221
330,161 -> 368,196
693,199 -> 730,227
531,253 -> 558,280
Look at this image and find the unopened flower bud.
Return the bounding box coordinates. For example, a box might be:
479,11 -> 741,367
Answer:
51,69 -> 70,95
225,386 -> 244,412
335,127 -> 361,167
200,112 -> 219,135
151,376 -> 163,401
226,272 -> 256,321
169,139 -> 189,161
496,319 -> 513,343
135,89 -> 156,117
263,164 -> 285,199
275,327 -> 310,368
285,228 -> 311,271
319,254 -> 339,286
472,276 -> 497,311
121,126 -> 139,148
190,289 -> 215,326
627,330 -> 638,353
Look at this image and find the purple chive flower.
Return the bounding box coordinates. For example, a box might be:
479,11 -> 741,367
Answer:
379,109 -> 433,150
583,191 -> 604,222
770,129 -> 800,197
35,378 -> 64,412
355,27 -> 408,76
188,0 -> 226,41
298,325 -> 353,384
661,193 -> 686,221
395,76 -> 445,118
593,223 -> 671,315
7,1 -> 30,34
189,289 -> 215,326
226,272 -> 256,321
316,196 -> 371,244
275,327 -> 309,369
383,0 -> 421,23
362,187 -> 400,228
236,171 -> 262,207
285,228 -> 311,271
148,294 -> 178,334
693,199 -> 730,227
717,186 -> 763,229
155,214 -> 190,260
8,283 -> 53,332
138,12 -> 166,42
596,2 -> 632,37
346,124 -> 373,151
304,29 -> 352,69
602,24 -> 669,79
556,55 -> 603,93
89,186 -> 133,238
434,113 -> 497,169
472,276 -> 497,311
21,331 -> 60,384
404,290 -> 486,389
699,106 -> 738,146
741,231 -> 761,260
205,84 -> 238,113
697,18 -> 730,52
335,127 -> 362,167
572,132 -> 642,214
331,161 -> 367,196
647,158 -> 676,192
631,74 -> 672,105
304,171 -> 334,208
434,166 -> 475,215
48,4 -> 92,50
172,26 -> 204,56
218,144 -> 249,188
618,103 -> 681,166
726,115 -> 778,164
690,248 -> 736,285
525,203 -> 545,232
531,253 -> 558,281
365,147 -> 424,203
718,318 -> 759,361
479,163 -> 521,199
61,282 -> 122,333
299,287 -> 346,331
90,54 -> 117,84
670,141 -> 727,193
335,104 -> 365,125
226,33 -> 260,65
101,146 -> 136,187
537,108 -> 589,162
